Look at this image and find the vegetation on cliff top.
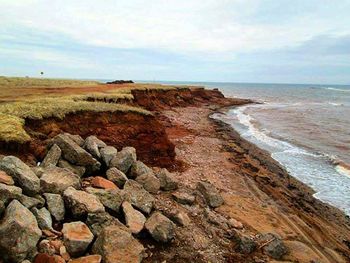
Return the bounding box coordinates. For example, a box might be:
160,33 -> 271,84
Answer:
0,76 -> 190,143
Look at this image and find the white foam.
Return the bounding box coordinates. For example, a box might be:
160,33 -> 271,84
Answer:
325,87 -> 350,92
215,104 -> 350,216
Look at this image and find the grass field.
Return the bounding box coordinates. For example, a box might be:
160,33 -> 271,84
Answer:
0,76 -> 190,143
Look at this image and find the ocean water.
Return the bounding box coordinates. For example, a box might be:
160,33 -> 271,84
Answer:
144,81 -> 350,216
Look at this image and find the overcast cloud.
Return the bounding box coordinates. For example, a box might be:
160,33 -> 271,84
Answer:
1,0 -> 350,84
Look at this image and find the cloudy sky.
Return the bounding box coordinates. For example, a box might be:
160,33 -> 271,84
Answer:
1,0 -> 350,84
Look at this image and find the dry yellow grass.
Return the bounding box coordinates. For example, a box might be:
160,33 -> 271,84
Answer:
0,77 -> 192,143
0,76 -> 100,89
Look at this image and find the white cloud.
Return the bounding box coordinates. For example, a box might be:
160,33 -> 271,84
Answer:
1,0 -> 350,56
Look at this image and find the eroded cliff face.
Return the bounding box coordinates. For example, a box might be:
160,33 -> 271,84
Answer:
0,87 -> 248,170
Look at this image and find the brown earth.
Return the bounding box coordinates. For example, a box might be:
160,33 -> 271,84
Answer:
1,85 -> 349,262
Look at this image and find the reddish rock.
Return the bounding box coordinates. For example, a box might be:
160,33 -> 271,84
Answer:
34,253 -> 65,263
0,171 -> 14,185
91,176 -> 117,190
69,255 -> 102,263
62,221 -> 94,257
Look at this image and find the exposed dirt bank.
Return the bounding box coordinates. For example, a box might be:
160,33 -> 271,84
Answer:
0,87 -> 249,170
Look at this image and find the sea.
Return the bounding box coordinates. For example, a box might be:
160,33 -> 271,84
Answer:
134,80 -> 350,216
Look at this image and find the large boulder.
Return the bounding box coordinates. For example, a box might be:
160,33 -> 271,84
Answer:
0,156 -> 40,195
0,200 -> 41,262
57,159 -> 86,177
43,193 -> 65,221
100,146 -> 118,166
122,201 -> 146,234
62,221 -> 94,257
106,167 -> 128,188
85,187 -> 124,213
145,211 -> 175,243
31,207 -> 53,230
129,161 -> 152,179
63,187 -> 105,217
92,225 -> 145,263
84,136 -> 106,159
63,133 -> 84,146
197,181 -> 224,208
40,144 -> 61,168
0,183 -> 22,204
52,134 -> 100,169
109,147 -> 136,173
135,172 -> 160,194
123,180 -> 154,214
40,167 -> 81,194
86,212 -> 128,236
18,194 -> 45,209
155,168 -> 179,191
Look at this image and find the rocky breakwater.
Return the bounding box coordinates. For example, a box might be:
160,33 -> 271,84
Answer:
0,132 -> 288,263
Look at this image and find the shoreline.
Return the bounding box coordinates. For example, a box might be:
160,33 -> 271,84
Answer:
215,101 -> 350,217
0,83 -> 349,262
212,104 -> 350,221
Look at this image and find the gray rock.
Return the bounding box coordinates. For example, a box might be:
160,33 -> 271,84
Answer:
52,134 -> 101,169
57,159 -> 86,177
169,210 -> 191,226
43,193 -> 65,221
109,147 -> 136,173
0,156 -> 40,195
84,136 -> 106,159
92,225 -> 145,263
172,191 -> 195,205
129,160 -> 152,179
197,181 -> 224,208
63,133 -> 85,146
31,166 -> 45,178
63,187 -> 105,217
100,146 -> 118,166
85,187 -> 124,213
145,212 -> 175,242
40,166 -> 81,194
31,207 -> 53,230
62,221 -> 94,257
106,167 -> 128,188
135,172 -> 160,194
0,200 -> 41,262
18,194 -> 45,209
122,201 -> 146,234
86,212 -> 128,236
124,180 -> 154,214
40,144 -> 61,168
155,168 -> 179,191
239,236 -> 257,254
0,183 -> 22,204
259,233 -> 288,259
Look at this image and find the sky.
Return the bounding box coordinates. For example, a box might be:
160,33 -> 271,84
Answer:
1,0 -> 350,84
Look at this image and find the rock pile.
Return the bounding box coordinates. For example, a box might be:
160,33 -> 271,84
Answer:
0,133 -> 192,263
0,132 -> 287,262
